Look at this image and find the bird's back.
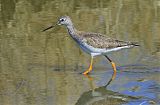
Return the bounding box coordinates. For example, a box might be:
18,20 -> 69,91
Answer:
76,31 -> 139,49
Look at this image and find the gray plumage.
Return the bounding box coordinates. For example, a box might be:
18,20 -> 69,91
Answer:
76,31 -> 139,49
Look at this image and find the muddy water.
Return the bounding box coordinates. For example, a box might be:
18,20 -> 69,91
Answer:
0,0 -> 160,105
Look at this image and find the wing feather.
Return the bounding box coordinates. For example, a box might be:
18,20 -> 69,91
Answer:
78,32 -> 138,49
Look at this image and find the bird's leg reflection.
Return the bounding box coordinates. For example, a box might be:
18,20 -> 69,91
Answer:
105,73 -> 115,87
104,63 -> 118,87
84,74 -> 103,97
84,74 -> 96,91
104,55 -> 117,87
84,73 -> 115,89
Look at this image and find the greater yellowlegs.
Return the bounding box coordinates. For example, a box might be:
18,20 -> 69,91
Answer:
43,16 -> 139,80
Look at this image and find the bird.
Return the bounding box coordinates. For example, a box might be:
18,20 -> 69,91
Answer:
42,16 -> 139,80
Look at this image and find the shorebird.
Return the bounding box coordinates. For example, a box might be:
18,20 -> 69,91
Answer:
43,16 -> 139,80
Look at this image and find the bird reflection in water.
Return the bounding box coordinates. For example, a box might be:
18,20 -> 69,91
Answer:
75,74 -> 139,105
84,73 -> 113,91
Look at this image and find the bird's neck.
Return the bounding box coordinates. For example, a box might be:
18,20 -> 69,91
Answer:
66,24 -> 77,37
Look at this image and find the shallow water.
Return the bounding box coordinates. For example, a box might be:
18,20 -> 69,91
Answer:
0,0 -> 160,105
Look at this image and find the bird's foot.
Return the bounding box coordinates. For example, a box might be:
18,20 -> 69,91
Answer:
82,65 -> 92,75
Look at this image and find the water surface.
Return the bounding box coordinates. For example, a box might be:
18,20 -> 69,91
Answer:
0,0 -> 160,105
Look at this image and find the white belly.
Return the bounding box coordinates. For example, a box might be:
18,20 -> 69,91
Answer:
79,42 -> 132,56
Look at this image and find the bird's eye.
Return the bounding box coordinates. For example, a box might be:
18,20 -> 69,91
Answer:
61,18 -> 65,21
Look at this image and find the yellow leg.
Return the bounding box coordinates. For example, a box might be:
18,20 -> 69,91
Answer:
104,56 -> 117,87
83,56 -> 93,75
105,62 -> 117,87
111,62 -> 117,80
104,55 -> 117,80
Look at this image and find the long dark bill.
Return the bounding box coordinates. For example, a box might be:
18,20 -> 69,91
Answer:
42,23 -> 57,32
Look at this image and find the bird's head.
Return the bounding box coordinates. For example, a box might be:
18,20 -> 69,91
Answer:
57,16 -> 72,26
42,16 -> 72,32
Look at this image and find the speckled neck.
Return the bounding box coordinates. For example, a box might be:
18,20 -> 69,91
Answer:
66,24 -> 78,38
